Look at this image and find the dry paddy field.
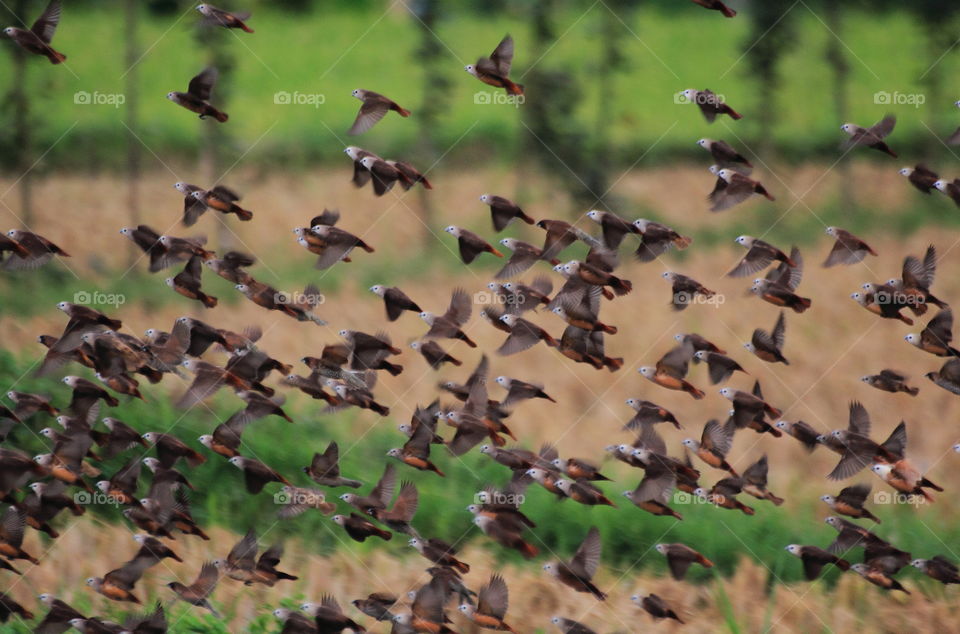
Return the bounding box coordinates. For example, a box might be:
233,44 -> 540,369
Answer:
0,166 -> 958,632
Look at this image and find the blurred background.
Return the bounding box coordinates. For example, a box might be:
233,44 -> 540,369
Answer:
1,0 -> 960,631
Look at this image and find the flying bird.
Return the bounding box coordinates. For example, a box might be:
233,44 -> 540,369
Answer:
167,67 -> 228,122
197,4 -> 253,32
347,89 -> 411,135
2,0 -> 66,64
841,115 -> 896,157
466,34 -> 523,95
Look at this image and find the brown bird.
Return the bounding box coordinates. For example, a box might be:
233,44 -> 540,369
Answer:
352,592 -> 398,622
304,441 -> 362,488
370,480 -> 421,536
481,194 -> 534,232
332,513 -> 392,542
551,617 -> 596,634
3,230 -> 69,269
495,238 -> 560,279
911,556 -> 960,585
693,350 -> 746,384
934,178 -> 960,207
631,592 -> 684,623
821,483 -> 881,523
623,398 -> 681,430
301,596 -> 364,633
698,138 -> 752,168
167,561 -> 221,616
388,159 -> 432,191
823,227 -> 878,267
466,34 -> 523,95
2,0 -> 66,63
872,460 -> 941,502
543,527 -> 606,600
850,563 -> 910,593
639,341 -> 704,399
190,186 -> 252,221
369,285 -> 421,321
563,260 -> 631,295
905,308 -> 960,357
729,236 -> 794,277
197,4 -> 253,32
420,288 -> 476,347
682,88 -> 740,121
741,455 -> 784,505
555,479 -> 616,507
691,0 -> 736,17
720,386 -> 782,433
841,115 -> 896,157
821,402 -> 903,480
926,357 -> 960,395
458,574 -> 517,633
709,167 -> 775,211
497,314 -> 558,355
34,594 -> 85,631
357,155 -> 413,196
167,67 -> 228,122
695,477 -> 755,515
683,419 -> 737,475
900,164 -> 939,193
785,545 -> 850,580
623,464 -> 682,520
306,224 -> 374,270
410,340 -> 461,370
861,369 -> 918,396
472,514 -> 539,560
744,311 -> 789,364
445,226 -> 503,264
0,506 -> 38,564
276,485 -> 335,519
86,547 -> 164,604
339,463 -> 396,516
0,592 -> 33,622
409,536 -> 470,573
632,219 -> 692,262
661,271 -> 715,311
343,146 -> 381,189
388,422 -> 445,477
166,255 -> 217,308
656,543 -> 714,580
348,89 -> 411,135
141,431 -> 205,469
228,456 -> 290,494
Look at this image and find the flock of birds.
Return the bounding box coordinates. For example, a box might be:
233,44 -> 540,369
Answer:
1,1 -> 960,633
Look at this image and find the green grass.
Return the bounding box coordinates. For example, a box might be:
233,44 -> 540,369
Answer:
1,5 -> 957,170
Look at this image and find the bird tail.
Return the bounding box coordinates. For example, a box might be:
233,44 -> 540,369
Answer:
395,106 -> 412,117
275,572 -> 298,581
383,361 -> 403,377
904,385 -> 919,396
921,478 -> 944,492
599,322 -> 617,335
698,554 -> 715,568
766,493 -> 785,506
726,107 -> 742,119
488,247 -> 504,258
377,528 -> 393,541
682,381 -> 705,400
454,560 -> 470,574
835,558 -> 851,571
674,235 -> 693,249
758,186 -> 775,201
610,277 -> 632,295
428,462 -> 446,477
202,601 -> 221,618
503,79 -> 524,96
604,357 -> 623,372
48,49 -> 67,64
372,403 -> 390,417
738,503 -> 755,515
721,5 -> 736,18
448,357 -> 463,367
213,109 -> 229,123
200,293 -> 218,308
461,334 -> 478,348
240,23 -> 255,33
232,206 -> 253,221
519,541 -> 538,559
